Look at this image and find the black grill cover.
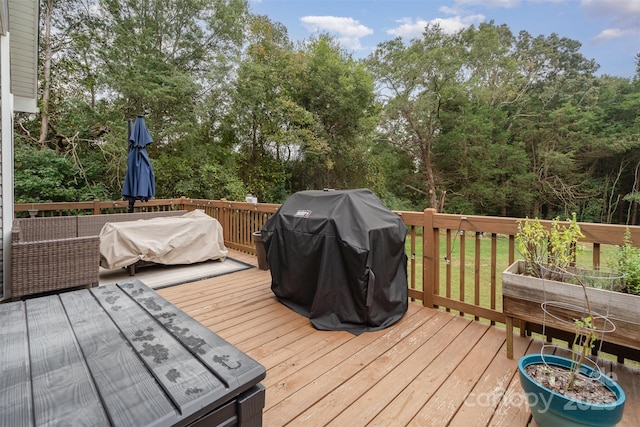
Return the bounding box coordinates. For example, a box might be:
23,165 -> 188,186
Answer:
261,189 -> 408,334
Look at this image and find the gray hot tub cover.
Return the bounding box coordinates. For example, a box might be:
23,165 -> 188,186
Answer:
261,189 -> 408,334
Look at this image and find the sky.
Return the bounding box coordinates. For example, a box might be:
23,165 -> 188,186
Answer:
249,0 -> 640,78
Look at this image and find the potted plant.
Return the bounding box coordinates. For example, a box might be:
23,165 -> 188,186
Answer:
517,265 -> 626,426
519,352 -> 626,427
503,214 -> 628,426
503,215 -> 640,357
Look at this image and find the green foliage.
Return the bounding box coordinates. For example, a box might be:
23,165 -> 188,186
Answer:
14,142 -> 110,202
567,314 -> 599,392
438,102 -> 535,215
548,213 -> 585,266
368,138 -> 419,210
295,35 -> 378,190
229,23 -> 379,200
613,229 -> 640,295
263,183 -> 288,204
367,25 -> 464,210
516,213 -> 612,392
153,147 -> 247,201
516,213 -> 584,277
14,2 -> 640,222
229,16 -> 307,201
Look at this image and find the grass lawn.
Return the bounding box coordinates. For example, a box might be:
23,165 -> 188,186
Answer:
404,232 -> 620,314
404,231 -> 640,367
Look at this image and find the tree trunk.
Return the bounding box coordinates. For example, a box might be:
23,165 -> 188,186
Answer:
632,161 -> 640,225
423,148 -> 438,211
39,0 -> 54,148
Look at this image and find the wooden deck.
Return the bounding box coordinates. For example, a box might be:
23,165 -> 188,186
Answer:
158,250 -> 640,427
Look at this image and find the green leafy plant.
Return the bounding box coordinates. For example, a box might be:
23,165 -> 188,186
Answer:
539,266 -> 605,394
516,215 -> 613,393
613,229 -> 640,296
516,213 -> 584,278
568,309 -> 598,392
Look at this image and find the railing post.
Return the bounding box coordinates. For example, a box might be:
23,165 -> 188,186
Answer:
220,200 -> 230,243
423,208 -> 437,308
179,196 -> 187,210
93,199 -> 101,215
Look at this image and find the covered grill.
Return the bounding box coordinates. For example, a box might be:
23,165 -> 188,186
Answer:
261,189 -> 408,334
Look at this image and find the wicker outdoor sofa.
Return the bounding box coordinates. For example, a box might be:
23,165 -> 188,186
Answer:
10,210 -> 186,299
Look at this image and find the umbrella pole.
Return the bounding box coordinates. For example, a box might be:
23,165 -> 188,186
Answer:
127,118 -> 133,141
128,199 -> 135,213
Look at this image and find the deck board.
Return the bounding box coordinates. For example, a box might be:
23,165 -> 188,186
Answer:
296,310 -> 454,426
608,360 -> 640,427
489,339 -> 543,427
157,249 -> 640,427
387,320 -> 487,427
408,325 -> 508,426
263,310 -> 436,425
448,325 -> 535,427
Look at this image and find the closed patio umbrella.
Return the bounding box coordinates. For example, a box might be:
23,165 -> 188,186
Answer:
122,116 -> 155,212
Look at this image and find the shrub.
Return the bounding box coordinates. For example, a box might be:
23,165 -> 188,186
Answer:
614,229 -> 640,295
516,213 -> 584,278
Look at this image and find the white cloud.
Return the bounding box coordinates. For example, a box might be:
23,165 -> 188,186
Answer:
581,0 -> 640,29
581,0 -> 640,44
456,0 -> 520,8
387,14 -> 485,39
386,18 -> 430,38
526,0 -> 566,3
300,16 -> 373,50
592,28 -> 636,43
437,0 -> 511,18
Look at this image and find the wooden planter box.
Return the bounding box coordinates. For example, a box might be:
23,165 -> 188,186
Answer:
502,260 -> 640,359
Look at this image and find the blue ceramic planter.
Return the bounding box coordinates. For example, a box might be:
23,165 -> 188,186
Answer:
518,354 -> 626,427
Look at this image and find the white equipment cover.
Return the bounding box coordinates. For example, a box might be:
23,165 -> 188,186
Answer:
100,209 -> 228,270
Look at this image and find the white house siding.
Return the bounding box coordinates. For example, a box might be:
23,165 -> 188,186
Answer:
0,3 -> 9,300
1,26 -> 12,300
8,0 -> 38,113
1,0 -> 38,300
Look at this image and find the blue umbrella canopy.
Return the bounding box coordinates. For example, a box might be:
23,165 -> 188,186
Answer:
122,116 -> 155,209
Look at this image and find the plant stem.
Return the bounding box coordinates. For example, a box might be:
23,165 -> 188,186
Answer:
565,274 -> 595,392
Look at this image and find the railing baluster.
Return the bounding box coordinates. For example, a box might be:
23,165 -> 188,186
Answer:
410,226 -> 416,302
459,229 -> 465,317
445,229 -> 452,312
13,199 -> 640,327
423,208 -> 436,308
474,232 -> 481,321
490,233 -> 497,325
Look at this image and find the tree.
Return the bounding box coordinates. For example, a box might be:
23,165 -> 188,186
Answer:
38,0 -> 54,147
510,32 -> 600,217
367,25 -> 465,210
228,24 -> 378,201
294,35 -> 378,191
19,0 -> 251,203
226,15 -> 314,202
14,140 -> 110,202
437,23 -> 534,216
95,0 -> 248,142
38,0 -> 102,150
589,72 -> 640,224
17,5 -> 640,221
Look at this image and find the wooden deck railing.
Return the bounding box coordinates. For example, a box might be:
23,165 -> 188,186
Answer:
14,197 -> 281,253
15,199 -> 640,326
418,210 -> 640,325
